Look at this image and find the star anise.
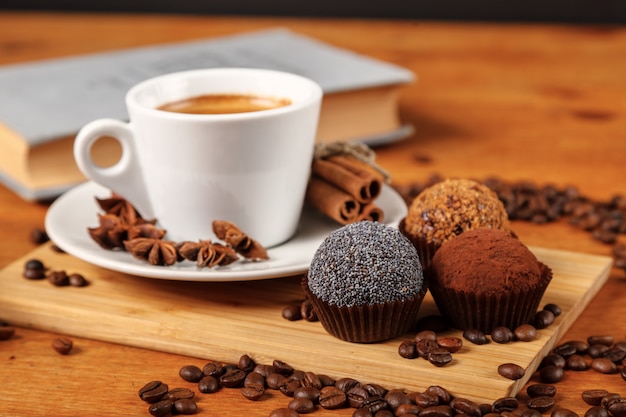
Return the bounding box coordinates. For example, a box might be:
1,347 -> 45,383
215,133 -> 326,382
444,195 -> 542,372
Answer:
178,240 -> 238,268
212,220 -> 269,260
88,213 -> 130,250
95,193 -> 143,225
123,238 -> 179,266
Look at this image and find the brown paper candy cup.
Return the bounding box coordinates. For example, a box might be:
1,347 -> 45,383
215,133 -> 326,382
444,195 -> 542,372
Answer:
428,262 -> 553,333
302,277 -> 428,343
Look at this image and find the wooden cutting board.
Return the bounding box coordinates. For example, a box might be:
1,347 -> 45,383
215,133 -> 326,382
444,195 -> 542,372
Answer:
0,243 -> 612,404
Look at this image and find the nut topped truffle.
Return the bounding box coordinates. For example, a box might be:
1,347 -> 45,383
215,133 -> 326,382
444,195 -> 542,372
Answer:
304,221 -> 426,343
399,178 -> 511,269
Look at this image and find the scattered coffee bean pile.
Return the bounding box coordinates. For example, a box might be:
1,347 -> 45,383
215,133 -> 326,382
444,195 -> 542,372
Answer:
22,258 -> 89,287
136,343 -> 626,417
397,303 -> 558,370
393,174 -> 626,273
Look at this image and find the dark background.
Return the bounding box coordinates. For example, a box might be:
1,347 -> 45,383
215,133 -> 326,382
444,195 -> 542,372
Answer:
1,0 -> 625,24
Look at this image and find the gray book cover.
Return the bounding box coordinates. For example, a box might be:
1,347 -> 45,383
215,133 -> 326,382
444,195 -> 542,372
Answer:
0,28 -> 414,147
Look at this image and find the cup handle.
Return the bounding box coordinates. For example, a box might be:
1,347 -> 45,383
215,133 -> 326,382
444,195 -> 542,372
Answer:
73,118 -> 154,219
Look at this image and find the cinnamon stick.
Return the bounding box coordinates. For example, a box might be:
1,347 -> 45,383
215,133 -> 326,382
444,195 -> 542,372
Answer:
312,155 -> 384,204
357,203 -> 385,222
305,176 -> 361,224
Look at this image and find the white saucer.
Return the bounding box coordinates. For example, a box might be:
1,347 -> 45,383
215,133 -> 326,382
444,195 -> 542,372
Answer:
45,181 -> 408,281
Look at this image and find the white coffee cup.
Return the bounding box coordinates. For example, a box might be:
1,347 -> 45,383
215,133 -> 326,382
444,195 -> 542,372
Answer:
74,68 -> 323,247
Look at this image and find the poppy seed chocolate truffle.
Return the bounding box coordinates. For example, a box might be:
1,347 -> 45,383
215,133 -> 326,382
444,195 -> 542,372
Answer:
304,221 -> 426,343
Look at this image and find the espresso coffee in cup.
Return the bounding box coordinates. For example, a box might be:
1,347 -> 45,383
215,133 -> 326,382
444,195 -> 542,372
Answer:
158,94 -> 292,115
74,68 -> 322,247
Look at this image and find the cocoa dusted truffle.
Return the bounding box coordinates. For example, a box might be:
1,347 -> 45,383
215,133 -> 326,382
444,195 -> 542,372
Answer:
399,178 -> 511,269
429,228 -> 552,333
304,221 -> 426,343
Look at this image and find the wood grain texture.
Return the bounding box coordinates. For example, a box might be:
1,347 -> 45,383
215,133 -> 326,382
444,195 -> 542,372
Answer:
1,12 -> 626,417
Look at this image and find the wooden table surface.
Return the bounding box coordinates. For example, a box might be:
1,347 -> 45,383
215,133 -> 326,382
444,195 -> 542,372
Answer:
1,12 -> 625,417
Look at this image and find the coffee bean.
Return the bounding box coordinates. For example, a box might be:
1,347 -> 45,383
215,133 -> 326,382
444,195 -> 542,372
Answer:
543,303 -> 562,317
173,398 -> 197,415
335,377 -> 360,393
288,397 -> 315,413
51,336 -> 73,355
269,408 -> 299,417
353,408 -> 374,417
0,325 -> 15,340
428,348 -> 453,367
600,393 -> 622,408
238,354 -> 256,372
220,367 -> 248,388
527,396 -> 556,413
294,386 -> 320,403
534,309 -> 556,329
300,299 -> 318,322
197,376 -> 220,393
273,359 -> 294,376
463,328 -> 489,345
588,344 -> 610,358
514,324 -> 537,342
179,365 -> 203,382
541,354 -> 566,368
415,330 -> 438,343
166,387 -> 194,401
47,270 -> 69,286
564,340 -> 590,354
582,390 -> 610,406
410,391 -> 439,408
497,363 -> 525,380
30,227 -> 49,244
23,258 -> 46,279
566,354 -> 589,371
282,305 -> 302,321
607,399 -> 626,417
551,408 -> 580,417
527,384 -> 557,398
244,371 -> 265,388
450,397 -> 482,417
585,406 -> 609,417
602,346 -> 626,363
139,381 -> 169,403
492,397 -> 519,413
241,382 -> 265,401
266,373 -> 287,390
361,395 -> 388,414
437,336 -> 463,353
385,389 -> 411,410
590,357 -> 618,374
491,326 -> 514,344
346,386 -> 369,408
621,366 -> 626,381
588,335 -> 614,346
553,342 -> 577,358
398,340 -> 418,359
279,379 -> 302,397
148,399 -> 174,417
425,386 -> 452,404
68,273 -> 89,287
420,405 -> 455,417
202,361 -> 225,378
395,403 -> 422,416
319,386 -> 346,409
540,365 -> 565,383
363,383 -> 387,398
416,338 -> 439,359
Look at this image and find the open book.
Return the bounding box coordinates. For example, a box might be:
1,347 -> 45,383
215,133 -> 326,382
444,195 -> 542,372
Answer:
0,28 -> 415,201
